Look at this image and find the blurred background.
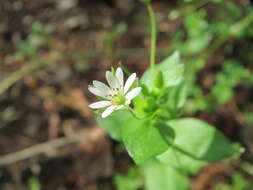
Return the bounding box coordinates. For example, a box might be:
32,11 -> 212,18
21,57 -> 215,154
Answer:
0,0 -> 253,189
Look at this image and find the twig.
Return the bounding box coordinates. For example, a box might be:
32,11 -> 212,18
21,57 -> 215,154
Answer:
0,51 -> 62,96
0,126 -> 106,166
0,63 -> 41,95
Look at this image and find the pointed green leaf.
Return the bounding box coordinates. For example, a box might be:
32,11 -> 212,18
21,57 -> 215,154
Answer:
96,110 -> 131,140
141,159 -> 190,190
157,118 -> 240,174
122,119 -> 174,164
141,51 -> 184,90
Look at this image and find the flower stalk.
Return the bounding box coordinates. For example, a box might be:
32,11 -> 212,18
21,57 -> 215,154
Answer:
147,3 -> 157,70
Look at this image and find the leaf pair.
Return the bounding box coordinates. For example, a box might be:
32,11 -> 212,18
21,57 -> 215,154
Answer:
98,51 -> 240,168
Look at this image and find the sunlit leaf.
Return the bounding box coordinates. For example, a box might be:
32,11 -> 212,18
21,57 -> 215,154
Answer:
141,51 -> 184,90
122,119 -> 174,164
157,118 -> 240,174
141,159 -> 189,190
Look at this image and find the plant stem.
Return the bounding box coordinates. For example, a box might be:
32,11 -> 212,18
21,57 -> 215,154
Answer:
0,127 -> 105,166
147,4 -> 157,69
128,107 -> 143,120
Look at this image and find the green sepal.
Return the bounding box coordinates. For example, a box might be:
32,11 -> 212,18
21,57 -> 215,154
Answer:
153,70 -> 164,89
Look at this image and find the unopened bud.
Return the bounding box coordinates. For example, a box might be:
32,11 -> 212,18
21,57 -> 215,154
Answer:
153,70 -> 164,89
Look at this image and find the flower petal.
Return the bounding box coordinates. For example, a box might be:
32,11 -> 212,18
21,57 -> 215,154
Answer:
124,73 -> 136,94
116,67 -> 124,87
102,105 -> 117,118
125,87 -> 142,101
125,100 -> 131,105
93,80 -> 112,95
89,101 -> 112,109
115,105 -> 124,110
106,71 -> 120,89
88,87 -> 109,99
93,80 -> 110,91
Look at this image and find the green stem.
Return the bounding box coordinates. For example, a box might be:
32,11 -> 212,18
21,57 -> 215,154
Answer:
204,12 -> 253,59
128,107 -> 144,120
147,4 -> 157,69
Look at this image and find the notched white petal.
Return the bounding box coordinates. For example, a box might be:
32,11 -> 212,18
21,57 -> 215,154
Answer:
124,73 -> 136,94
89,101 -> 111,109
106,71 -> 120,89
116,67 -> 124,87
125,87 -> 142,101
93,80 -> 112,96
93,80 -> 110,90
88,87 -> 107,99
102,105 -> 117,118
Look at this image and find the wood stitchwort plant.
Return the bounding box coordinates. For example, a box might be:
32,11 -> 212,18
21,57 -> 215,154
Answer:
88,1 -> 243,189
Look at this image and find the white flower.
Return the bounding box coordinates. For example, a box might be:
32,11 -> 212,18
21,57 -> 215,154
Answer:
88,67 -> 142,118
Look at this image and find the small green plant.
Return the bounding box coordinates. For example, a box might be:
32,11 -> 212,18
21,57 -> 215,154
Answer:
211,60 -> 251,105
88,1 -> 245,189
114,167 -> 143,190
14,22 -> 53,61
102,23 -> 127,57
215,173 -> 253,190
28,177 -> 41,190
170,0 -> 253,114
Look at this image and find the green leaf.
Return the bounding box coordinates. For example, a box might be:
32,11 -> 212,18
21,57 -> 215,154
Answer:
114,167 -> 143,190
158,146 -> 206,174
153,70 -> 164,88
141,159 -> 190,190
160,82 -> 188,116
181,33 -> 212,55
96,110 -> 132,141
232,173 -> 251,190
157,118 -> 239,174
133,97 -> 157,117
211,0 -> 224,3
141,52 -> 184,90
28,177 -> 41,190
139,0 -> 151,4
122,118 -> 175,164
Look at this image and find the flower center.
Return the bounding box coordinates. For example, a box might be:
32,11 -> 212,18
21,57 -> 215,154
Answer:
112,94 -> 126,105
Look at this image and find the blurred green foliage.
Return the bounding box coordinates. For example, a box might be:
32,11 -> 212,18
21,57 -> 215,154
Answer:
167,0 -> 253,115
215,173 -> 253,190
15,22 -> 53,60
114,167 -> 143,190
211,60 -> 252,105
28,177 -> 41,190
102,23 -> 127,57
